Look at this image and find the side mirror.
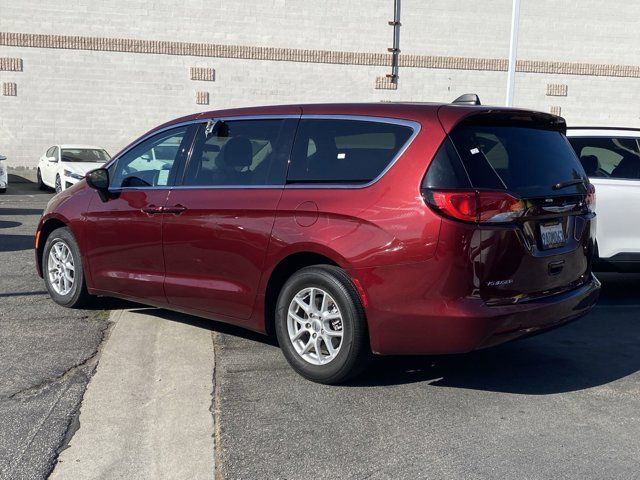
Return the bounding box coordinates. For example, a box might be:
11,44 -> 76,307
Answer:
86,168 -> 110,201
48,156 -> 58,163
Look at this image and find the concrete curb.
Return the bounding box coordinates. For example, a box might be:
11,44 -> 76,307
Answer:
51,309 -> 216,479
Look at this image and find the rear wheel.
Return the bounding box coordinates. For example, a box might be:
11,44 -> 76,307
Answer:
54,174 -> 62,193
43,227 -> 92,308
275,265 -> 370,384
37,168 -> 47,190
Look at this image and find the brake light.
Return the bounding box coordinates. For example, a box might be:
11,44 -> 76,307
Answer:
585,183 -> 596,213
423,190 -> 524,224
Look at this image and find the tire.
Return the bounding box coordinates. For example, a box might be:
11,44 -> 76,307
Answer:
275,265 -> 370,384
37,169 -> 47,190
43,227 -> 92,308
55,174 -> 62,193
0,188 -> 5,194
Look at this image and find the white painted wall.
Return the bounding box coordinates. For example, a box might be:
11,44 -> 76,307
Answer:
1,0 -> 639,167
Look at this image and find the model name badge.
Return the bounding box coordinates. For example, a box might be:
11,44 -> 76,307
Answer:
486,279 -> 514,286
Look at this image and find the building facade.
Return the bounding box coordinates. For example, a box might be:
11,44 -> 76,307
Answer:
1,0 -> 639,167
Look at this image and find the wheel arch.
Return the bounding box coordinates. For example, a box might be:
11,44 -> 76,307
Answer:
263,251 -> 341,337
35,216 -> 69,277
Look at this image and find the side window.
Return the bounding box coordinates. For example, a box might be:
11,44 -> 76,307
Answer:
568,137 -> 640,180
288,119 -> 414,184
183,119 -> 296,186
110,126 -> 190,188
46,147 -> 55,157
51,147 -> 59,160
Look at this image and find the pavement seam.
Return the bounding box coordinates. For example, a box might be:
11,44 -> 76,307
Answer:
212,331 -> 223,480
43,308 -> 118,479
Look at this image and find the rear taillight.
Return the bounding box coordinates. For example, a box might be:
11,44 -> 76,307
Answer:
422,189 -> 525,224
585,183 -> 596,213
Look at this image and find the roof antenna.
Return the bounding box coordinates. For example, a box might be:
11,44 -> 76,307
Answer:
452,94 -> 481,105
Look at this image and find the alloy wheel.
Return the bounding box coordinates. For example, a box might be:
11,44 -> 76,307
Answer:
286,287 -> 344,365
47,240 -> 75,296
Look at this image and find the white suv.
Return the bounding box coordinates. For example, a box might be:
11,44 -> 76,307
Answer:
567,128 -> 640,272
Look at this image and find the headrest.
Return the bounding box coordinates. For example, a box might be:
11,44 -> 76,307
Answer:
580,155 -> 598,176
219,136 -> 253,168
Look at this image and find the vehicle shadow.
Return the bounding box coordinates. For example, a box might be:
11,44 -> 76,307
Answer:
130,307 -> 279,347
351,273 -> 640,393
0,234 -> 35,252
115,273 -> 639,395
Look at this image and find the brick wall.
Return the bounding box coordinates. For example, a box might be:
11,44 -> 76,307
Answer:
1,0 -> 639,167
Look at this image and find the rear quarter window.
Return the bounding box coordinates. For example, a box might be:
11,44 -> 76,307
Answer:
288,119 -> 414,184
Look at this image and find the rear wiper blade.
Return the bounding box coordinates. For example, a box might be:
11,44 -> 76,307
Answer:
552,179 -> 586,190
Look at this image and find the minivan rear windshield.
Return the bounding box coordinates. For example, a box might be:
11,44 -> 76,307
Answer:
61,149 -> 110,163
449,126 -> 587,197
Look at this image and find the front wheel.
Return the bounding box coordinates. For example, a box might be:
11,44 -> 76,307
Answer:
55,174 -> 62,193
43,227 -> 92,308
275,265 -> 370,384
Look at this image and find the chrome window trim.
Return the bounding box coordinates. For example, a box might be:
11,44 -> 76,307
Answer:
105,114 -> 421,192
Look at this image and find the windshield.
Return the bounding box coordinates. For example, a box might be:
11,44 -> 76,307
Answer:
61,149 -> 110,163
449,126 -> 587,197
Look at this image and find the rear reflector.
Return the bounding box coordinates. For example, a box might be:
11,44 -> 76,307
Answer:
423,189 -> 525,224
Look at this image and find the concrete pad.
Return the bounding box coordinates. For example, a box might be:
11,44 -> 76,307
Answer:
51,309 -> 215,480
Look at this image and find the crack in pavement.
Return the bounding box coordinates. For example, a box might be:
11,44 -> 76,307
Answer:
211,331 -> 223,480
5,317 -> 112,402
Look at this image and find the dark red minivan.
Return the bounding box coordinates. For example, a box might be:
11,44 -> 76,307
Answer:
36,101 -> 600,383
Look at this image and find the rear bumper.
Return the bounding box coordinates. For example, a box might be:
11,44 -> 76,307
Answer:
360,268 -> 600,356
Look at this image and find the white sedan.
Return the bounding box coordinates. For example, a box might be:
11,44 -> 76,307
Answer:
0,153 -> 7,193
37,145 -> 110,193
567,127 -> 640,272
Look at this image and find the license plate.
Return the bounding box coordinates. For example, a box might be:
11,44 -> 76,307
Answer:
539,221 -> 565,249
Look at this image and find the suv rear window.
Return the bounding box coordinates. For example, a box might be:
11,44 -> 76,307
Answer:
288,119 -> 414,184
425,125 -> 588,197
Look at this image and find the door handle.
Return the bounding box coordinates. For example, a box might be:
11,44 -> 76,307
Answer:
141,205 -> 163,215
163,204 -> 187,215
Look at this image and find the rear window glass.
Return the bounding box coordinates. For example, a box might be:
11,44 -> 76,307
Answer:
449,126 -> 587,197
567,136 -> 640,180
288,119 -> 414,184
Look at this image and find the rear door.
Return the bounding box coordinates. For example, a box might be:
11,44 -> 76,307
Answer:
438,112 -> 594,304
162,116 -> 298,321
567,131 -> 640,260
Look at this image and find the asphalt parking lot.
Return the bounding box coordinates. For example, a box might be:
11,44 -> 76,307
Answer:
0,181 -> 111,479
1,180 -> 639,479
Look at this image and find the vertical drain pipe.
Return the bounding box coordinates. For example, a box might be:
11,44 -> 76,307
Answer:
387,0 -> 401,85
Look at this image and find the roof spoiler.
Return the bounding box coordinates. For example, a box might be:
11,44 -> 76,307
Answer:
452,93 -> 481,106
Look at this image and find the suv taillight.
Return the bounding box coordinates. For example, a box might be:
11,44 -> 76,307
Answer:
586,183 -> 596,213
422,189 -> 525,224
